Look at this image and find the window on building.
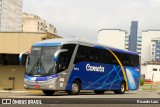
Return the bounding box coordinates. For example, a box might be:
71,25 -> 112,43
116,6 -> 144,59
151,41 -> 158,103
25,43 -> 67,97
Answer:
152,48 -> 155,51
138,44 -> 141,46
153,68 -> 157,71
0,54 -> 27,65
152,44 -> 155,47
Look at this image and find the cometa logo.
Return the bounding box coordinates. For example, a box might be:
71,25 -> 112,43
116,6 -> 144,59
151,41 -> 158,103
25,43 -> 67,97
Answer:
86,64 -> 104,72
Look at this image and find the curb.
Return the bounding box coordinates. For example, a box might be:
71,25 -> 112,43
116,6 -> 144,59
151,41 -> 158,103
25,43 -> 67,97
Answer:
0,90 -> 41,93
0,90 -> 29,93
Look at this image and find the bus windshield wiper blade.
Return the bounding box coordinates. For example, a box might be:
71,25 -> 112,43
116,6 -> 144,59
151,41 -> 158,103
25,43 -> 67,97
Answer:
29,58 -> 39,76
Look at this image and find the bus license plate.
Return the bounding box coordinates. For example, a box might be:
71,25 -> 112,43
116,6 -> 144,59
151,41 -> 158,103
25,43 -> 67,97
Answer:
34,85 -> 40,88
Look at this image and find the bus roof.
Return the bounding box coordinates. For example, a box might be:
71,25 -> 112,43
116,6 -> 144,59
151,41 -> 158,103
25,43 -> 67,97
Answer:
33,38 -> 139,55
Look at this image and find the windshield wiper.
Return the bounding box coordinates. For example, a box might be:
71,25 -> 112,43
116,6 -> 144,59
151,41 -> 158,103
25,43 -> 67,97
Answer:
29,58 -> 40,76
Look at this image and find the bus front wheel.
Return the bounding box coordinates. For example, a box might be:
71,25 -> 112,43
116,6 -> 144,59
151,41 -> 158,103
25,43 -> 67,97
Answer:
94,90 -> 105,94
67,80 -> 81,95
114,82 -> 126,94
42,90 -> 55,96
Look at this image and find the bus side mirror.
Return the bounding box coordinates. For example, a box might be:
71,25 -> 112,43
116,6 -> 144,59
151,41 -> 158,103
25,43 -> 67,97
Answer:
54,49 -> 68,62
19,50 -> 29,65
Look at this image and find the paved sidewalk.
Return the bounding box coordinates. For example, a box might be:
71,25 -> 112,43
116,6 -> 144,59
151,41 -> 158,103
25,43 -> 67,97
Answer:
0,89 -> 41,93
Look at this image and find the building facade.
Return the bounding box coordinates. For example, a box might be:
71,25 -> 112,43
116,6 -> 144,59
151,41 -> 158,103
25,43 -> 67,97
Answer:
137,35 -> 142,56
141,30 -> 160,63
0,0 -> 23,31
129,21 -> 138,52
98,29 -> 127,50
22,13 -> 57,34
151,38 -> 160,61
125,34 -> 129,50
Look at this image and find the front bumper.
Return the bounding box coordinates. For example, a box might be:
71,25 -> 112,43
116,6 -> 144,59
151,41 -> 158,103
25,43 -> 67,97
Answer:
24,78 -> 58,90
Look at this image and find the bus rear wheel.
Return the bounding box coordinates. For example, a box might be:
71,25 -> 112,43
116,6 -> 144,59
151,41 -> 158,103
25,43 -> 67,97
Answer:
114,82 -> 126,94
94,90 -> 105,94
42,90 -> 55,96
67,80 -> 81,95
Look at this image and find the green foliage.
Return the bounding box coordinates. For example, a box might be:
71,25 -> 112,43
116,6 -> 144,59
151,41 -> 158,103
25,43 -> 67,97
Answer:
139,78 -> 145,85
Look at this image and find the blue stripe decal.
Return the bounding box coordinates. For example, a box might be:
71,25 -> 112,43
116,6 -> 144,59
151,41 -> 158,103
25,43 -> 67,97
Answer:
84,65 -> 119,90
24,74 -> 58,81
66,62 -> 140,91
33,42 -> 61,47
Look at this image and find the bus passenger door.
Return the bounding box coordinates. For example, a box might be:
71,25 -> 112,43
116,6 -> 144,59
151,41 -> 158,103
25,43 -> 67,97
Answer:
56,52 -> 69,90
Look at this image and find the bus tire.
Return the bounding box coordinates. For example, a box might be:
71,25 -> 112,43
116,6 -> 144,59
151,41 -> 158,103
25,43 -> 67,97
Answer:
94,90 -> 105,94
114,82 -> 126,94
42,90 -> 55,96
67,80 -> 81,95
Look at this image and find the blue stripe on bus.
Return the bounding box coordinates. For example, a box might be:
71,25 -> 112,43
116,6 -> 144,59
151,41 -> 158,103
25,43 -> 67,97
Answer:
24,74 -> 58,81
33,42 -> 61,47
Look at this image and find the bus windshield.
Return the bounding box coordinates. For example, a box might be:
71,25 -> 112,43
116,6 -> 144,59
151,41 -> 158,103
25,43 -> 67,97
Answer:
25,46 -> 59,76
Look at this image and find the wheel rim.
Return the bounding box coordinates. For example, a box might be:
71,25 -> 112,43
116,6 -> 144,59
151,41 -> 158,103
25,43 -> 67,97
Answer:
121,84 -> 125,92
72,83 -> 79,93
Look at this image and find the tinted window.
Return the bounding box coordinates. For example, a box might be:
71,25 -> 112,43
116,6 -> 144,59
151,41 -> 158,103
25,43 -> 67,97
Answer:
74,45 -> 118,64
115,51 -> 139,67
74,45 -> 139,67
130,54 -> 139,67
62,44 -> 76,64
87,47 -> 101,62
101,49 -> 118,65
57,44 -> 76,72
74,45 -> 87,63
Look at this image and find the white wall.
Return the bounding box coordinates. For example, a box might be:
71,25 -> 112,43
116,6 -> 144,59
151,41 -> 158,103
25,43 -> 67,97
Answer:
1,0 -> 22,31
141,31 -> 160,63
98,29 -> 126,50
141,65 -> 160,82
141,65 -> 147,75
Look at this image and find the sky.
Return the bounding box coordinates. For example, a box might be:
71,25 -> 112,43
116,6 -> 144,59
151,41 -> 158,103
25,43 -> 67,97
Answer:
23,0 -> 160,41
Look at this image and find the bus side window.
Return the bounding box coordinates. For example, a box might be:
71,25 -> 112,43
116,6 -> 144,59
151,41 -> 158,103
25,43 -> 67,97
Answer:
130,55 -> 139,67
122,54 -> 130,66
87,47 -> 100,62
57,44 -> 76,72
57,52 -> 69,72
101,50 -> 110,64
105,50 -> 118,65
74,45 -> 87,64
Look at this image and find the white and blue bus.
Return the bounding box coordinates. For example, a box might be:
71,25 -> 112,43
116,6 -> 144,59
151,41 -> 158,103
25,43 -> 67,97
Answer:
20,38 -> 140,95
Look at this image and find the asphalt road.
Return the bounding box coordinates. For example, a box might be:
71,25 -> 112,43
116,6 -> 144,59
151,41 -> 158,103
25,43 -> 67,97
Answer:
0,90 -> 160,107
0,90 -> 159,98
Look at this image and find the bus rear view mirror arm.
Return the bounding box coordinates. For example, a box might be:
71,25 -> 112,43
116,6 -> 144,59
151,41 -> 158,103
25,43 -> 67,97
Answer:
54,49 -> 68,62
19,50 -> 29,65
